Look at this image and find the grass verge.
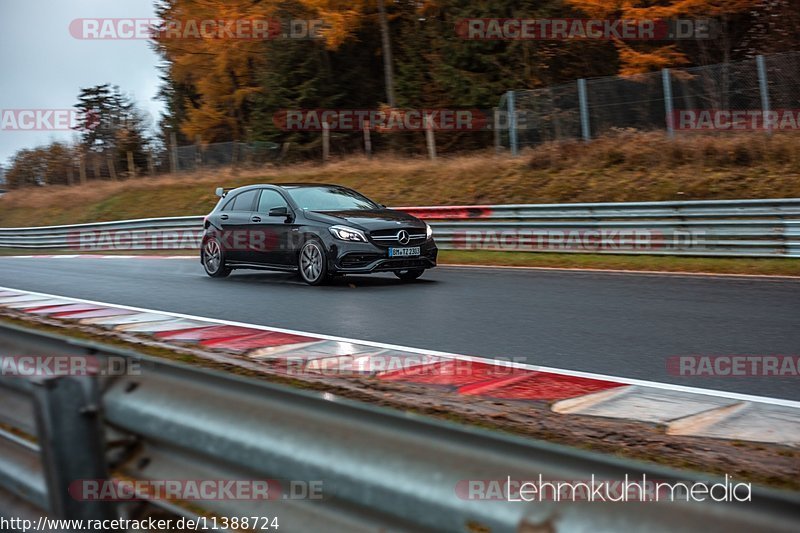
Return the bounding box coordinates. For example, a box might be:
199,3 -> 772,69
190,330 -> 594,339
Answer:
1,131 -> 798,228
438,250 -> 800,276
1,248 -> 797,277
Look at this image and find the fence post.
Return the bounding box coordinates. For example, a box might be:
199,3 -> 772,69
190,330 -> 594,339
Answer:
106,154 -> 117,181
322,121 -> 330,163
169,132 -> 178,173
756,55 -> 772,135
32,376 -> 117,522
93,158 -> 101,181
507,90 -> 518,156
662,68 -> 675,139
493,108 -> 501,154
79,154 -> 87,185
577,78 -> 591,142
280,142 -> 291,161
425,114 -> 437,160
127,151 -> 136,179
195,135 -> 203,168
363,120 -> 372,158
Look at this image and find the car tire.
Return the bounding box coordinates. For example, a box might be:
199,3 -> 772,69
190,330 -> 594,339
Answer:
202,237 -> 232,278
298,239 -> 328,285
394,268 -> 424,281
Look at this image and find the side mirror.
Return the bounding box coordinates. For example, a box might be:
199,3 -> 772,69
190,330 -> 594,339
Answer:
269,206 -> 290,217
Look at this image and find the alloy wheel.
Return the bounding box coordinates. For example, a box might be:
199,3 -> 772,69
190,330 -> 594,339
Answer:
300,242 -> 323,283
204,239 -> 221,273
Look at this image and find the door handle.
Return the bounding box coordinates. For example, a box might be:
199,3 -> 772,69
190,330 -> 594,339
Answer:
220,214 -> 229,220
251,216 -> 262,222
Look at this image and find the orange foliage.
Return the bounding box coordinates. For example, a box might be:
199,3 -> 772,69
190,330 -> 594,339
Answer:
155,0 -> 278,142
565,0 -> 760,73
297,0 -> 370,49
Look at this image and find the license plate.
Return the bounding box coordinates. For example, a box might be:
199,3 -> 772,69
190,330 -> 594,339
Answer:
389,247 -> 420,258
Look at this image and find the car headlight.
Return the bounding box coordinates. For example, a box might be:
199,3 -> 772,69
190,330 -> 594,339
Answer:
426,223 -> 433,240
329,225 -> 367,242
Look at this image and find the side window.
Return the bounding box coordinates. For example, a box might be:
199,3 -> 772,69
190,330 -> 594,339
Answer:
257,189 -> 288,213
227,190 -> 258,212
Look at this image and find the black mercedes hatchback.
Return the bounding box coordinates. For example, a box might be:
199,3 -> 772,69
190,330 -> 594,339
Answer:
201,184 -> 438,285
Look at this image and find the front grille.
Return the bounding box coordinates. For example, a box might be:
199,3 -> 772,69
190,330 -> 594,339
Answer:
373,258 -> 433,271
369,228 -> 427,246
340,253 -> 382,268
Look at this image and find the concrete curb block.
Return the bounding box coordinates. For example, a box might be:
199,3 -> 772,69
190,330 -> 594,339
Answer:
1,286 -> 798,447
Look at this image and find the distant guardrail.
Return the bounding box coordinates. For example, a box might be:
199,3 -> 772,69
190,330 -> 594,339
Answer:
2,322 -> 800,532
0,198 -> 799,257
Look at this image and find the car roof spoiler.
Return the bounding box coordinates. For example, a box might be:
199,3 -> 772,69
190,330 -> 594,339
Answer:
215,187 -> 234,198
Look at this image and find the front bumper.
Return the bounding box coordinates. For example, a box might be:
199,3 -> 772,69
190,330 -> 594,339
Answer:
329,239 -> 438,274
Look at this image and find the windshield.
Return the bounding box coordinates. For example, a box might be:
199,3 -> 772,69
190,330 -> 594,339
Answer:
285,186 -> 381,211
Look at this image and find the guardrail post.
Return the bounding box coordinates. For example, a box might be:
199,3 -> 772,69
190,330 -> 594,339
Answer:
756,55 -> 772,135
662,68 -> 675,139
32,376 -> 117,523
507,90 -> 518,156
785,221 -> 800,258
577,78 -> 590,142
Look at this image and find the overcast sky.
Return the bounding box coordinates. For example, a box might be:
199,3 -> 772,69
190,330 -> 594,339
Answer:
0,0 -> 164,166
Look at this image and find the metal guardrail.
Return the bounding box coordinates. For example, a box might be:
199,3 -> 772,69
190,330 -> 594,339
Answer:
0,199 -> 798,257
1,322 -> 800,532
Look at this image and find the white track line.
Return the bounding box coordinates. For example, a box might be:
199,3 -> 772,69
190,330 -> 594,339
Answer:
0,255 -> 195,260
1,284 -> 798,409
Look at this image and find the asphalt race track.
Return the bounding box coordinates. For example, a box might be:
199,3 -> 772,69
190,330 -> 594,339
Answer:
0,256 -> 798,400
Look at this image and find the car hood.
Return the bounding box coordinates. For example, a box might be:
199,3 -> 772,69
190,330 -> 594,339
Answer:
304,209 -> 425,231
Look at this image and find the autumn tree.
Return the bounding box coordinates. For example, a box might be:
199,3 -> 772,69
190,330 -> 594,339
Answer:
153,0 -> 274,143
564,0 -> 762,73
5,142 -> 77,188
155,0 -> 800,156
736,0 -> 800,56
74,84 -> 150,174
